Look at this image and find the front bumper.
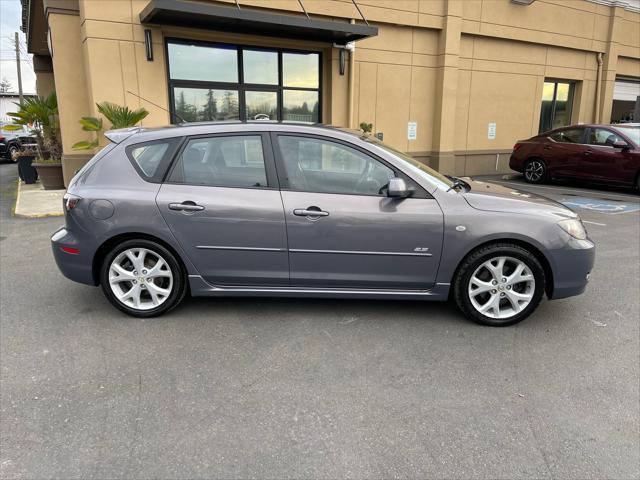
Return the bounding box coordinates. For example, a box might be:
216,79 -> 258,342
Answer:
51,227 -> 97,286
549,238 -> 596,299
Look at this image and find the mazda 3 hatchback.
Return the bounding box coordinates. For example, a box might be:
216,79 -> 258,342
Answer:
52,122 -> 595,326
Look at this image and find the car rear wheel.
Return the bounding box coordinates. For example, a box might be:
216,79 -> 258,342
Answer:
8,145 -> 19,162
453,243 -> 546,326
524,158 -> 547,184
100,239 -> 187,317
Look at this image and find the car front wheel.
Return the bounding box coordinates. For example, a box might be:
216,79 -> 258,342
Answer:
453,243 -> 546,326
524,158 -> 547,184
99,239 -> 187,317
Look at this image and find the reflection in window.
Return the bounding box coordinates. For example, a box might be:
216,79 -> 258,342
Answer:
173,88 -> 239,122
168,43 -> 238,82
170,136 -> 267,188
283,52 -> 319,88
167,40 -> 321,123
278,135 -> 394,196
539,81 -> 574,133
245,91 -> 278,120
243,50 -> 278,85
283,90 -> 319,122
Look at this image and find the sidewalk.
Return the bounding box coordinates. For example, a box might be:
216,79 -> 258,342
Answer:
14,180 -> 65,218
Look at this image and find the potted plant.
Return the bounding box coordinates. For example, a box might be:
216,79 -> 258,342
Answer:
73,102 -> 149,150
5,93 -> 64,190
13,147 -> 38,184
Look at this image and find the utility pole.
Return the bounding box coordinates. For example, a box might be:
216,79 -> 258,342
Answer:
14,32 -> 23,103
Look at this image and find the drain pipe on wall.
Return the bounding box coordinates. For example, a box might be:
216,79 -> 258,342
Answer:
595,52 -> 603,124
348,19 -> 356,129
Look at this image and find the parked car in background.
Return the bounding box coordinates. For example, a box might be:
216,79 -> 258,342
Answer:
51,122 -> 595,327
0,125 -> 38,161
510,124 -> 640,190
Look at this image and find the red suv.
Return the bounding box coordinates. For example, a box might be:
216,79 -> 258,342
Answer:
509,124 -> 640,190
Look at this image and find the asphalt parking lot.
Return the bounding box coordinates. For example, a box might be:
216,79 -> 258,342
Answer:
1,163 -> 638,479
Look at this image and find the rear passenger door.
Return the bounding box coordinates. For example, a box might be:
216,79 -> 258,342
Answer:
156,133 -> 289,286
546,127 -> 588,179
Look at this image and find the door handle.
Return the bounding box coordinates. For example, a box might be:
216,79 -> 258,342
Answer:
543,145 -> 552,150
293,207 -> 329,217
168,201 -> 205,212
584,150 -> 592,156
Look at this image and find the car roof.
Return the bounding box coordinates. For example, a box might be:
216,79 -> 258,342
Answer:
109,121 -> 365,145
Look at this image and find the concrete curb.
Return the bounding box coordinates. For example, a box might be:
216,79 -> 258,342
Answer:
13,180 -> 65,219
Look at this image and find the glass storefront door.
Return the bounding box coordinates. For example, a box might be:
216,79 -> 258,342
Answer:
539,81 -> 574,133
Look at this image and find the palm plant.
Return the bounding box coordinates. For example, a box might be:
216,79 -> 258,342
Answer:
3,92 -> 62,160
73,102 -> 149,150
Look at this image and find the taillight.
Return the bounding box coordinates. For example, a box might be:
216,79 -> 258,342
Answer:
63,193 -> 81,211
513,143 -> 522,151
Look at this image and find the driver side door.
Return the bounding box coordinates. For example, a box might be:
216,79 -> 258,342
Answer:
273,133 -> 444,290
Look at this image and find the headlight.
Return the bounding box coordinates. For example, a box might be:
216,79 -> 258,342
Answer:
557,218 -> 587,240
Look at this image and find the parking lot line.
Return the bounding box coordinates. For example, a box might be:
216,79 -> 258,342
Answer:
582,220 -> 607,226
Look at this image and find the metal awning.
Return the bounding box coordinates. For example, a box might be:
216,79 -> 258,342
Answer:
140,0 -> 378,45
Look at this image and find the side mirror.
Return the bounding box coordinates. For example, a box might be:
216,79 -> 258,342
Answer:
387,177 -> 411,198
613,140 -> 629,150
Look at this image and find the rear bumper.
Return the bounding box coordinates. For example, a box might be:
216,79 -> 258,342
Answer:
51,227 -> 97,286
549,238 -> 596,299
509,154 -> 522,172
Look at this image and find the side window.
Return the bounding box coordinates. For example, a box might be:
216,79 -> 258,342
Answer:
277,136 -> 395,196
588,128 -> 624,147
169,135 -> 268,188
550,128 -> 584,144
126,139 -> 180,182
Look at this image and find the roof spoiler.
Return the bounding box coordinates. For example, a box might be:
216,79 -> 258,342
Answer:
104,127 -> 141,144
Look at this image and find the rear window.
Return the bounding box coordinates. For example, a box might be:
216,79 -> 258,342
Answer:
126,138 -> 181,182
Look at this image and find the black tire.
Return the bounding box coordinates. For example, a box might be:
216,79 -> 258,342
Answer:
8,145 -> 19,162
99,239 -> 187,318
523,158 -> 547,184
453,242 -> 546,327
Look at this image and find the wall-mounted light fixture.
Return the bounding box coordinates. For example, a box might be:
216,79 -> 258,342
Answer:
144,29 -> 153,61
510,0 -> 535,5
334,42 -> 355,76
339,49 -> 346,75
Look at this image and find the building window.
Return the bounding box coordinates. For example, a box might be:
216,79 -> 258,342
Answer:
167,39 -> 321,123
539,81 -> 575,133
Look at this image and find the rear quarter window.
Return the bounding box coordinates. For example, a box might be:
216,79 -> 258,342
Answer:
126,138 -> 182,182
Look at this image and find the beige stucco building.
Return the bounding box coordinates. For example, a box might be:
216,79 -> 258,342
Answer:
22,0 -> 640,186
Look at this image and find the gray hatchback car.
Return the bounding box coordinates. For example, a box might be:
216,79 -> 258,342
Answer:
52,122 -> 595,326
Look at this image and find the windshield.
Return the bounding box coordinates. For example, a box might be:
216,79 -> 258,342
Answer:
614,126 -> 640,146
361,135 -> 455,189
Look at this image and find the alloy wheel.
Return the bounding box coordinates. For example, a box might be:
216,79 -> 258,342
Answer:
108,247 -> 173,310
525,160 -> 545,182
467,256 -> 535,319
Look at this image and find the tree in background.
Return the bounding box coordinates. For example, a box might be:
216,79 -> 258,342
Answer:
201,89 -> 218,121
0,77 -> 12,93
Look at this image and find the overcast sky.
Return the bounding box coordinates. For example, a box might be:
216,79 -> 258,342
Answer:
0,0 -> 36,94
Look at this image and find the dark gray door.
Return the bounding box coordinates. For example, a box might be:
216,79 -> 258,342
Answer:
156,133 -> 288,286
275,134 -> 444,289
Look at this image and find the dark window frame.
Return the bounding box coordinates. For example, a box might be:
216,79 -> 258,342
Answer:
165,38 -> 322,124
270,132 -> 431,199
164,132 -> 280,190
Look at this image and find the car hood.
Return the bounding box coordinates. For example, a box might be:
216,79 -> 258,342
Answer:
460,178 -> 577,219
